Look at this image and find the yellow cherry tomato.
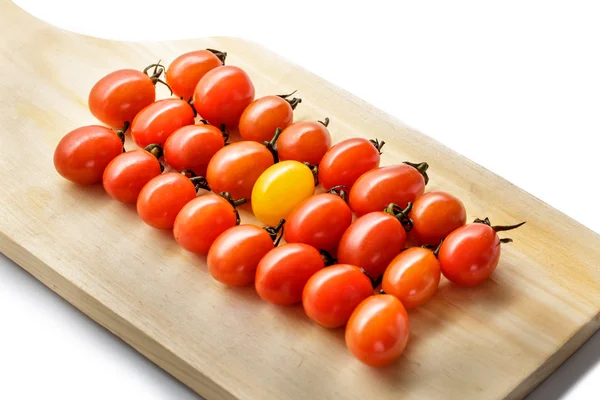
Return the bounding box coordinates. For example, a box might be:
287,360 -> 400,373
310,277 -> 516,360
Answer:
252,160 -> 315,226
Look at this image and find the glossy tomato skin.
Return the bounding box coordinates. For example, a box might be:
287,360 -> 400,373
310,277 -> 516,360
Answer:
302,264 -> 373,328
208,225 -> 274,286
349,165 -> 426,217
284,193 -> 352,252
438,223 -> 502,287
277,121 -> 332,165
255,243 -> 324,306
410,191 -> 467,246
131,99 -> 195,148
173,194 -> 238,255
54,125 -> 123,185
338,212 -> 407,278
165,50 -> 223,100
345,294 -> 410,367
88,69 -> 155,128
193,65 -> 255,128
239,96 -> 293,143
318,138 -> 380,190
136,172 -> 196,229
163,124 -> 225,175
251,160 -> 316,226
382,247 -> 441,309
102,149 -> 162,204
206,141 -> 274,200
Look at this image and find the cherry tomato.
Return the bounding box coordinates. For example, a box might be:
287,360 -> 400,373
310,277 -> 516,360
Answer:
193,65 -> 255,128
137,172 -> 196,229
165,49 -> 225,100
88,67 -> 158,128
131,99 -> 196,148
251,160 -> 316,226
163,124 -> 225,175
208,224 -> 275,286
410,191 -> 467,246
54,125 -> 123,185
284,192 -> 352,252
302,264 -> 373,328
439,219 -> 526,287
255,243 -> 324,305
174,193 -> 243,255
345,294 -> 410,367
206,141 -> 274,200
277,119 -> 332,165
349,162 -> 428,217
382,247 -> 441,309
102,148 -> 162,204
318,138 -> 383,190
338,210 -> 408,278
239,94 -> 300,143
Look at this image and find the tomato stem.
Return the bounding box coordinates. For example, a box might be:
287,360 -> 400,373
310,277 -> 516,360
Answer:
384,202 -> 414,232
143,61 -> 173,95
207,48 -> 227,65
327,185 -> 349,202
303,162 -> 319,186
287,97 -> 302,110
144,143 -> 163,160
369,138 -> 385,154
219,192 -> 247,225
422,239 -> 444,257
403,161 -> 430,185
474,218 -> 526,243
277,90 -> 297,99
263,128 -> 283,163
318,117 -> 330,127
186,98 -> 198,118
264,219 -> 286,245
319,250 -> 338,267
219,124 -> 230,144
181,170 -> 211,192
360,268 -> 383,289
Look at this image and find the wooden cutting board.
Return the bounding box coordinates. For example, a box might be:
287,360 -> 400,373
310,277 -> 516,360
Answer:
1,1 -> 599,399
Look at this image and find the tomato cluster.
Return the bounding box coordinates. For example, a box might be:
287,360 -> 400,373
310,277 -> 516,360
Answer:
53,48 -> 526,368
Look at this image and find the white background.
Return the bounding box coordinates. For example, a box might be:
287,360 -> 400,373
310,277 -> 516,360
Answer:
2,0 -> 599,399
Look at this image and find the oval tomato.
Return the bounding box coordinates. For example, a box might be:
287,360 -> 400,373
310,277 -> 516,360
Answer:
239,94 -> 300,143
349,162 -> 428,217
382,247 -> 441,309
54,125 -> 123,185
193,65 -> 255,128
251,160 -> 316,226
255,243 -> 324,306
345,294 -> 410,367
165,49 -> 225,100
318,137 -> 383,190
302,264 -> 373,328
102,148 -> 162,203
131,99 -> 196,148
284,192 -> 352,252
410,191 -> 466,245
277,118 -> 332,165
163,124 -> 225,175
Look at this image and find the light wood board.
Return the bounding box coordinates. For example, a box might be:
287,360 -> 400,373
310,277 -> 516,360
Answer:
1,1 -> 599,399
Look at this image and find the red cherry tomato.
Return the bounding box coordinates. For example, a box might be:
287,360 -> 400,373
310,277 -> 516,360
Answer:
438,218 -> 525,287
345,294 -> 410,367
163,124 -> 225,175
277,118 -> 332,165
54,125 -> 123,185
284,192 -> 352,252
410,191 -> 467,246
173,193 -> 243,255
137,172 -> 196,229
102,148 -> 162,204
88,66 -> 159,128
206,141 -> 274,200
255,243 -> 324,306
318,138 -> 383,190
165,49 -> 225,100
349,162 -> 428,217
382,247 -> 441,309
302,264 -> 373,328
208,224 -> 275,286
239,94 -> 300,143
131,99 -> 196,148
337,210 -> 408,278
193,65 -> 255,128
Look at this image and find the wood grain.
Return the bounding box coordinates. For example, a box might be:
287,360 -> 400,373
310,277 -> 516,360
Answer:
1,1 -> 599,399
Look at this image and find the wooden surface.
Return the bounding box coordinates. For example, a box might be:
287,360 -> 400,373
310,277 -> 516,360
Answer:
1,1 -> 600,399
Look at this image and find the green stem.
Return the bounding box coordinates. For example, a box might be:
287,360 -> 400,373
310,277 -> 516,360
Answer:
474,217 -> 526,243
403,161 -> 429,185
263,128 -> 283,162
144,143 -> 163,159
327,185 -> 349,202
303,162 -> 319,186
384,202 -> 414,232
369,138 -> 385,154
207,48 -> 227,64
263,219 -> 286,245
